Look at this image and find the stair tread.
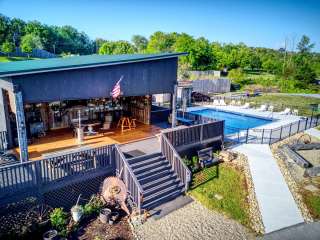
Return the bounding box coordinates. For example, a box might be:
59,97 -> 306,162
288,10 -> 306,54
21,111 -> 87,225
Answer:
142,188 -> 184,209
144,179 -> 181,196
133,159 -> 168,173
143,183 -> 184,203
142,174 -> 178,189
130,156 -> 165,169
127,152 -> 162,163
137,164 -> 172,179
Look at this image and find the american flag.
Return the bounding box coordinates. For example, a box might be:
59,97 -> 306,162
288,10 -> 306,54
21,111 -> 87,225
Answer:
111,76 -> 123,98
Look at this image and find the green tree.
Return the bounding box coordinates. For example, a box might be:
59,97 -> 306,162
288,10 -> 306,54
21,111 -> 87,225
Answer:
20,33 -> 43,57
131,35 -> 148,52
228,68 -> 245,84
99,40 -> 134,55
297,35 -> 314,54
188,37 -> 214,70
147,31 -> 177,53
1,40 -> 15,56
0,14 -> 10,45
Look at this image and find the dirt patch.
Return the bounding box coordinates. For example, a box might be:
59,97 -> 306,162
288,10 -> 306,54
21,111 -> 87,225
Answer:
76,215 -> 133,240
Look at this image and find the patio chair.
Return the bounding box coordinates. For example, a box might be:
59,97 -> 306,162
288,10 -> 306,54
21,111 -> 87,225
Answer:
230,100 -> 236,106
279,108 -> 291,115
197,147 -> 220,168
219,99 -> 227,106
292,109 -> 299,116
240,103 -> 250,109
236,101 -> 241,106
268,105 -> 274,112
257,104 -> 267,112
213,99 -> 220,106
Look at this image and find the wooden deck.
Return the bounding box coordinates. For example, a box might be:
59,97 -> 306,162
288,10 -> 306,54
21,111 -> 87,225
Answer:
14,123 -> 163,160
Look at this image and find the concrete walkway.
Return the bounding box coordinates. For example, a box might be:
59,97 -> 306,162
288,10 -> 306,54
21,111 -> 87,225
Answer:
305,128 -> 320,139
233,144 -> 304,233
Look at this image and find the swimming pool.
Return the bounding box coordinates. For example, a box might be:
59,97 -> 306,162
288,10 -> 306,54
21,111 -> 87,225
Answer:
190,108 -> 272,134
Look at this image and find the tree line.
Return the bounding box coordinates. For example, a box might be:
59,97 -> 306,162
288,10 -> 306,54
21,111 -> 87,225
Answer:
1,14 -> 319,88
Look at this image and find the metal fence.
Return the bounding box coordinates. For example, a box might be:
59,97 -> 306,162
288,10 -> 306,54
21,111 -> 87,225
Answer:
179,111 -> 320,145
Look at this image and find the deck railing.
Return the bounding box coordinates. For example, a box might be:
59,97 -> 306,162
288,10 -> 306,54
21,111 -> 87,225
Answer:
160,133 -> 191,191
0,145 -> 113,197
0,131 -> 8,152
164,121 -> 224,148
114,144 -> 143,210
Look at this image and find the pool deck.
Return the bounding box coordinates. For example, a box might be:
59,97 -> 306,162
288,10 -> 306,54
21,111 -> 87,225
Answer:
188,105 -> 302,130
233,144 -> 304,233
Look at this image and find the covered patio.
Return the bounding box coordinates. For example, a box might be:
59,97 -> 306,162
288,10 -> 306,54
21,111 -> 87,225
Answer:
0,53 -> 184,162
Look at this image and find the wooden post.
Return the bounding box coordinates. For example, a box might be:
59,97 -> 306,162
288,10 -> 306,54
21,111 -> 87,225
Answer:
171,84 -> 177,128
13,85 -> 29,162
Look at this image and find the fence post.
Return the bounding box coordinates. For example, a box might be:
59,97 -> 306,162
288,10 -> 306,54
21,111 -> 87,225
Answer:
245,128 -> 249,143
200,124 -> 203,143
309,115 -> 313,128
279,126 -> 283,140
305,118 -> 308,130
261,129 -> 265,144
297,120 -> 301,133
288,123 -> 292,137
269,129 -> 273,144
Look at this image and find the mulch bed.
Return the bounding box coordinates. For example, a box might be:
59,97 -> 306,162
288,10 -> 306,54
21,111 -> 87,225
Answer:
75,215 -> 133,240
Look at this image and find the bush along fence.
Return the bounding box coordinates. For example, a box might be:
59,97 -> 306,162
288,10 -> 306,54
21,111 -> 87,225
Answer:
179,111 -> 320,145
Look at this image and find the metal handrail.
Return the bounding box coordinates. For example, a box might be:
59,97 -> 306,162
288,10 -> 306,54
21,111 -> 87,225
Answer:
161,133 -> 191,191
114,144 -> 143,210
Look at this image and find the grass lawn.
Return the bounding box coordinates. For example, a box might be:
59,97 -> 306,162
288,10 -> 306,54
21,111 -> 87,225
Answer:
248,94 -> 320,116
189,163 -> 250,228
0,56 -> 38,62
301,190 -> 320,219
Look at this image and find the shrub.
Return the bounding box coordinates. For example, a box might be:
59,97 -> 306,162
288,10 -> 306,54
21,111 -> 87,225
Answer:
83,195 -> 104,216
50,208 -> 68,233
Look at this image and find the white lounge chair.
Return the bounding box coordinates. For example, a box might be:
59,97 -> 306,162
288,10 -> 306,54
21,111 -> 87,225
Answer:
279,108 -> 291,115
257,104 -> 267,112
268,105 -> 274,112
236,101 -> 241,106
213,99 -> 220,105
292,109 -> 299,116
219,99 -> 227,106
230,100 -> 236,106
241,103 -> 250,109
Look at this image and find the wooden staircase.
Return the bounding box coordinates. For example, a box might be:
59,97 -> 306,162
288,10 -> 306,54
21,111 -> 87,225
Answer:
127,152 -> 185,210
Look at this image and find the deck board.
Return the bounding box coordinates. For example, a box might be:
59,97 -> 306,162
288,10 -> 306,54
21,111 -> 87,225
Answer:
13,123 -> 163,160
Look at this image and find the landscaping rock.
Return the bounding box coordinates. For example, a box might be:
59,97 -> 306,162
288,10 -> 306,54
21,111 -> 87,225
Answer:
134,201 -> 255,240
303,184 -> 319,193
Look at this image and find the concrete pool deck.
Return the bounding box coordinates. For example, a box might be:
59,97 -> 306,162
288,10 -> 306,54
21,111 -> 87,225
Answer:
233,144 -> 304,233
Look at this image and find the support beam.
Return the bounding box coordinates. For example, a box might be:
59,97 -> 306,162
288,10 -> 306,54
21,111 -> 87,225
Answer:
13,85 -> 29,162
171,84 -> 177,128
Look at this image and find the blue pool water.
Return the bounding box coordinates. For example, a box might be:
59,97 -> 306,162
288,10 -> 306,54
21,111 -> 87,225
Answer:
190,108 -> 272,134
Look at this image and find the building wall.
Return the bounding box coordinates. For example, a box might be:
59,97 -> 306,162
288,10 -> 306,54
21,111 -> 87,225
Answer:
11,58 -> 178,103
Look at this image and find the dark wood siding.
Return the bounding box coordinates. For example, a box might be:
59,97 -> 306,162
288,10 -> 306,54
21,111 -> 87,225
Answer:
11,58 -> 178,103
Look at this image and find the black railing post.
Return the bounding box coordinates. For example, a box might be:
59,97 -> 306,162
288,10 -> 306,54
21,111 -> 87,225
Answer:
261,129 -> 265,144
269,129 -> 273,144
245,128 -> 249,143
279,126 -> 283,140
288,123 -> 292,137
297,120 -> 301,133
305,118 -> 308,130
310,115 -> 313,128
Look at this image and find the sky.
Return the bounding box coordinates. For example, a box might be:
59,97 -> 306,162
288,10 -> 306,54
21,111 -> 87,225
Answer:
1,0 -> 320,51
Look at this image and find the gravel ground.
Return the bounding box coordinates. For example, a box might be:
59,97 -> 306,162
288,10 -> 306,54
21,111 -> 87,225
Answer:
134,201 -> 255,240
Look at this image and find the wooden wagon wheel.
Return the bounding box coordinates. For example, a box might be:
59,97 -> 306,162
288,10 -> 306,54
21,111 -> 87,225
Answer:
27,204 -> 53,223
296,134 -> 311,144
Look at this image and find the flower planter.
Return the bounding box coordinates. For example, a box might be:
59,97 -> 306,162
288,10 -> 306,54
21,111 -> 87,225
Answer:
99,208 -> 111,224
71,205 -> 83,222
43,230 -> 58,240
108,211 -> 119,225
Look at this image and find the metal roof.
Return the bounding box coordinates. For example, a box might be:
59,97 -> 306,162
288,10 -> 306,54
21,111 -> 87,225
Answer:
0,52 -> 187,77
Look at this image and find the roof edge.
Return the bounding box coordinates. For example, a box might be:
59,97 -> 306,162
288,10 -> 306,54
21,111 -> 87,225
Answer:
0,52 -> 188,78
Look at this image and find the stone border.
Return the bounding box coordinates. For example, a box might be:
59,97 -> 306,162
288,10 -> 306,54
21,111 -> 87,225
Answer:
270,133 -> 313,222
228,152 -> 265,234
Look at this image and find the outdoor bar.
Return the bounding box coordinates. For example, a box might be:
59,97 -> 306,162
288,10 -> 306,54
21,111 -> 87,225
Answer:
0,53 -> 186,161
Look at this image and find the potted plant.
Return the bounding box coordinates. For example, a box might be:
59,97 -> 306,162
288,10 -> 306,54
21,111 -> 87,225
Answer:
49,208 -> 68,238
71,195 -> 83,222
108,211 -> 119,225
99,208 -> 111,224
43,229 -> 58,240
